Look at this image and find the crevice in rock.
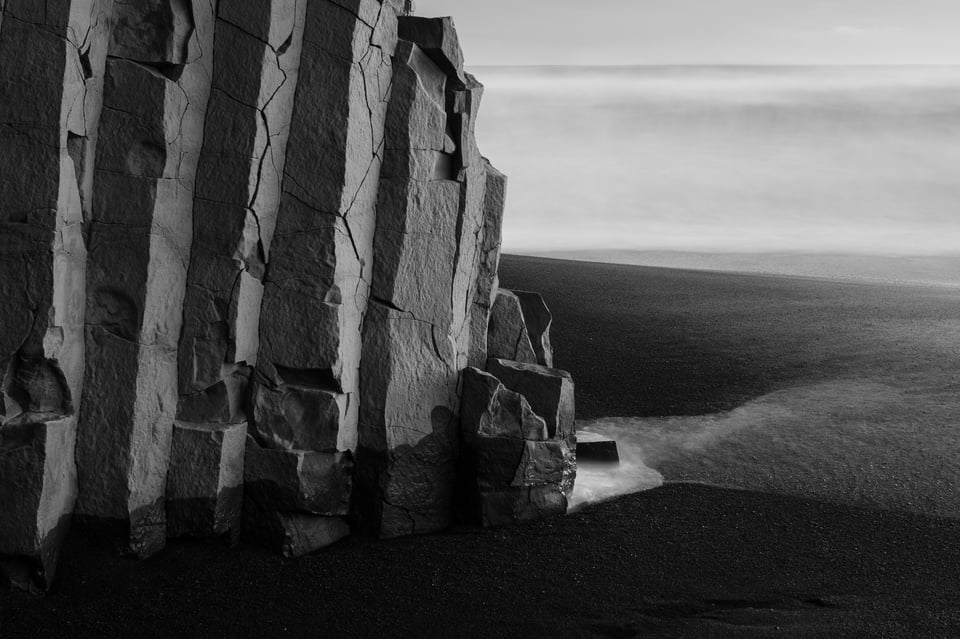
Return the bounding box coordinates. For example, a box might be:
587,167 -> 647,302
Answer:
273,364 -> 342,394
66,132 -> 86,198
78,45 -> 94,79
108,56 -> 186,83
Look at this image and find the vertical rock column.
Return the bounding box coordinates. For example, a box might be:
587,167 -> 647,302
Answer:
245,0 -> 403,551
75,0 -> 215,557
357,17 -> 507,537
468,160 -> 507,367
0,0 -> 112,589
169,1 -> 309,539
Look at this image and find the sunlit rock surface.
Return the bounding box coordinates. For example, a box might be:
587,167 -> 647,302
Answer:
487,290 -> 538,365
0,0 -> 578,587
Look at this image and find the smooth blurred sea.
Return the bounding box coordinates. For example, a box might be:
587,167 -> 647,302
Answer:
472,66 -> 960,257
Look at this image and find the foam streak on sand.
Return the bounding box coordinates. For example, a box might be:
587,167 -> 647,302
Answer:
576,378 -> 960,520
568,432 -> 663,510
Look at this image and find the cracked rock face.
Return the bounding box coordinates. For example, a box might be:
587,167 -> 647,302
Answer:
0,0 -> 577,586
486,358 -> 576,440
166,421 -> 246,540
512,290 -> 554,367
459,368 -> 575,527
75,0 -> 217,558
487,290 -> 538,365
357,20 -> 499,538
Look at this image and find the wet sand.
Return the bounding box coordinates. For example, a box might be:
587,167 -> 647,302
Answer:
3,255 -> 960,637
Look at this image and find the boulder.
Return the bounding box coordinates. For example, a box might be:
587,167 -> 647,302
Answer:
487,290 -> 537,365
166,421 -> 247,540
486,359 -> 576,440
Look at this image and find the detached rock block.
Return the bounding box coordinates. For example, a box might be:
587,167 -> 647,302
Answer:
459,368 -> 576,527
460,367 -> 547,442
166,421 -> 246,540
244,437 -> 352,516
0,418 -> 76,591
485,359 -> 575,439
487,290 -> 537,365
242,497 -> 350,557
250,377 -> 353,452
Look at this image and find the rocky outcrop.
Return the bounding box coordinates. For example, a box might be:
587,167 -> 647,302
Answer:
459,368 -> 575,527
0,1 -> 578,588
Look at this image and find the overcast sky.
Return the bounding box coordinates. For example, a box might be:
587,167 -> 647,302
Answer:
414,0 -> 960,66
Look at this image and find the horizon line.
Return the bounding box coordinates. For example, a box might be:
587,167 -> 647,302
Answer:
504,248 -> 960,259
468,63 -> 960,69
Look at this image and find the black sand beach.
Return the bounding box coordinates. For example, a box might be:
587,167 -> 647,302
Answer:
4,255 -> 960,637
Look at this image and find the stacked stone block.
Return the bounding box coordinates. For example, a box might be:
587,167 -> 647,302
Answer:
458,294 -> 577,526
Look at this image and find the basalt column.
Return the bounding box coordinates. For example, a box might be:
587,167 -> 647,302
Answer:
245,0 -> 404,551
357,17 -> 508,538
0,0 -> 113,589
168,2 -> 309,539
75,1 -> 215,557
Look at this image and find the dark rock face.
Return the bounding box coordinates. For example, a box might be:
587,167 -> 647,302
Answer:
166,421 -> 246,540
0,0 -> 578,587
512,291 -> 555,367
486,359 -> 576,440
487,290 -> 538,365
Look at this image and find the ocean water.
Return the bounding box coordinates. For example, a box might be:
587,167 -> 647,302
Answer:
472,66 -> 960,256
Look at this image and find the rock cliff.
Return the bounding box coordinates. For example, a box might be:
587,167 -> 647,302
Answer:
0,0 -> 577,591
